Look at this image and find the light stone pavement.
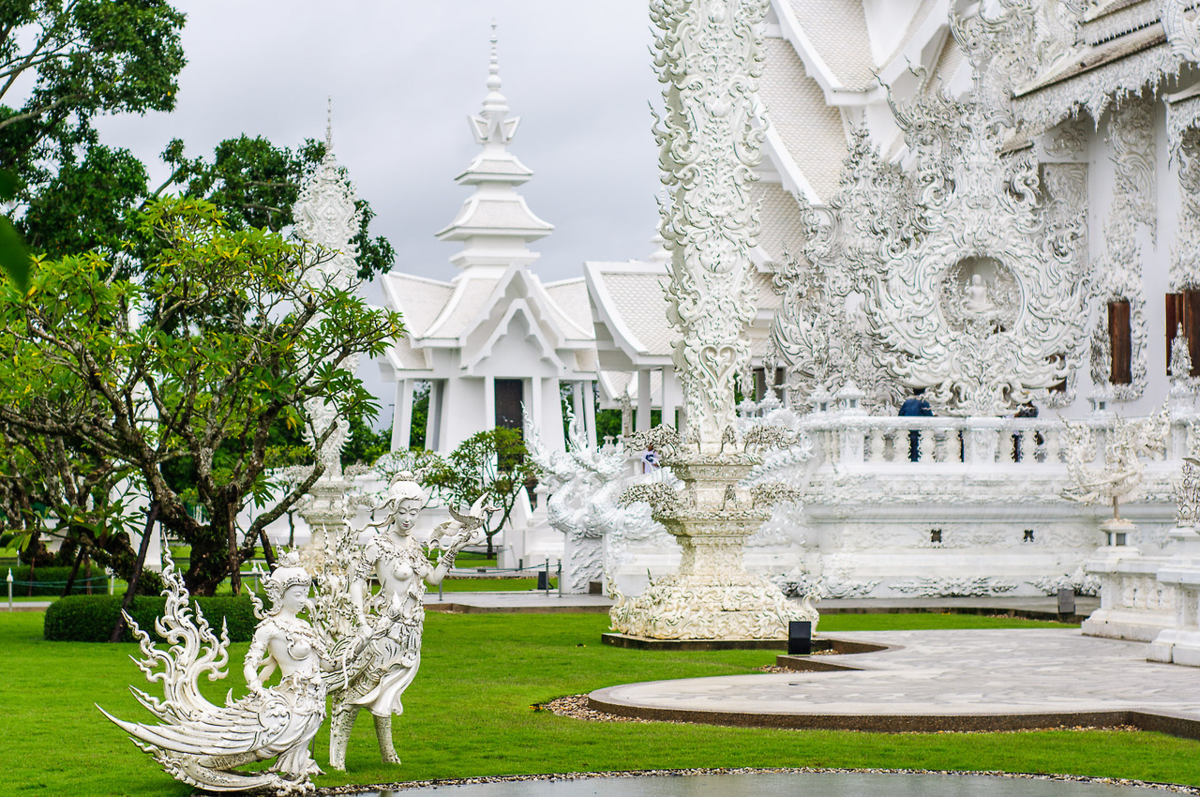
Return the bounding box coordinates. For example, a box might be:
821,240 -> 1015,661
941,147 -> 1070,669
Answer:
591,629 -> 1200,723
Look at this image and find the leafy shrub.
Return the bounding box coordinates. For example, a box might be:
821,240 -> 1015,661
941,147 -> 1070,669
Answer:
44,594 -> 264,642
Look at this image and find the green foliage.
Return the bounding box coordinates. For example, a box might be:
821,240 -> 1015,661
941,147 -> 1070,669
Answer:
7,565 -> 110,596
160,135 -> 395,280
0,199 -> 403,595
1,0 -> 185,259
409,381 -> 430,449
342,412 -> 389,468
44,593 -> 263,643
0,168 -> 30,290
422,428 -> 536,557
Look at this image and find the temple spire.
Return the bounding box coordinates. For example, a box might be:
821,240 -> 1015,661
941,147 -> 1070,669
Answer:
436,21 -> 552,271
471,20 -> 518,146
325,95 -> 333,154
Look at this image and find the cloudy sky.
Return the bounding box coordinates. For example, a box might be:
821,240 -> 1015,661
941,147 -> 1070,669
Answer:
96,0 -> 665,283
95,1 -> 666,427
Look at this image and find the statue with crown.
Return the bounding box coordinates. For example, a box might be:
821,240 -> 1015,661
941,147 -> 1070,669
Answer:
99,551 -> 337,795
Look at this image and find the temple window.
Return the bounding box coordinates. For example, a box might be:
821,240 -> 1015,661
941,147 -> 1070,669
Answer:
1165,291 -> 1200,376
1108,300 -> 1132,384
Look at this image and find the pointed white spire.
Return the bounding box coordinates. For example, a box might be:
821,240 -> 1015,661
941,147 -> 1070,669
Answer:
325,95 -> 333,154
470,20 -> 519,146
436,21 -> 552,271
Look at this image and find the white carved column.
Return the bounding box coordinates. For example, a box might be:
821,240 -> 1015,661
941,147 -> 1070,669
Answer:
584,381 -> 598,448
636,369 -> 652,432
606,0 -> 813,642
661,367 -> 677,428
392,379 -> 413,452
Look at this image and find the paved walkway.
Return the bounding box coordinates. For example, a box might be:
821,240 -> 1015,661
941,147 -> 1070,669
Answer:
590,629 -> 1200,735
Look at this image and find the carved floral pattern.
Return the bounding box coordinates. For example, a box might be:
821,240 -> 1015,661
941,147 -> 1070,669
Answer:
651,0 -> 770,450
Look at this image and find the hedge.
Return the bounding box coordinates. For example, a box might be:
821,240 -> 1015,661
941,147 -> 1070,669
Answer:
7,566 -> 113,597
44,594 -> 265,643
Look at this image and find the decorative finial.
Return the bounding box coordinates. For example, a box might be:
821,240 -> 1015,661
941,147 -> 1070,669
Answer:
325,96 -> 333,154
488,19 -> 500,92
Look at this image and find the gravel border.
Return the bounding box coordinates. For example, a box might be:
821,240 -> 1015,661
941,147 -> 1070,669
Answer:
316,767 -> 1200,795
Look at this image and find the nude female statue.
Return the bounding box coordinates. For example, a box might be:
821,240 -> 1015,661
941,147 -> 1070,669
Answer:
327,473 -> 483,770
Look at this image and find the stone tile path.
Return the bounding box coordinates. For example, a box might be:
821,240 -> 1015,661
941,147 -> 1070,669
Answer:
590,629 -> 1200,732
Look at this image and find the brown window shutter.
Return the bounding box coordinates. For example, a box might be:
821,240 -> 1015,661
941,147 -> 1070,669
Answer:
1186,289 -> 1200,376
1109,300 -> 1132,385
1167,292 -> 1182,375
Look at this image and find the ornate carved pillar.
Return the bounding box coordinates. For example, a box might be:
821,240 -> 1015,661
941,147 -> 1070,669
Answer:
606,0 -> 814,641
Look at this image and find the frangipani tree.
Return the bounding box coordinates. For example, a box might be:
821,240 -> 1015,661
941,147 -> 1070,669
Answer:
0,198 -> 402,595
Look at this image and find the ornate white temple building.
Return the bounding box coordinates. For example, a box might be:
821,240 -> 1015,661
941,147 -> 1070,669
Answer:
372,2 -> 1200,659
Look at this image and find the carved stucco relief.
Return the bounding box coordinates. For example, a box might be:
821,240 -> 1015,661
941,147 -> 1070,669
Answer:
1095,96 -> 1156,402
772,90 -> 1091,416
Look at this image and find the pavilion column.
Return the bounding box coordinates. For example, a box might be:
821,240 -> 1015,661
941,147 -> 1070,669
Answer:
530,376 -> 543,433
572,380 -> 586,430
584,380 -> 598,448
661,367 -> 677,428
636,369 -> 652,431
391,379 -> 414,452
426,380 -> 444,452
484,375 -> 496,429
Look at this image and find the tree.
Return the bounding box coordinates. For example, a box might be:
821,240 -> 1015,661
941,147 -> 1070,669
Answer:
0,198 -> 403,595
423,428 -> 535,559
1,1 -> 185,220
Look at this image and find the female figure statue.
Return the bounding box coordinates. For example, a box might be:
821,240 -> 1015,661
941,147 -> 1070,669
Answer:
101,552 -> 333,795
328,474 -> 482,770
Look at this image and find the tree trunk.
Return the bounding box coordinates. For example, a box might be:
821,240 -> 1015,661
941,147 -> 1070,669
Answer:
258,527 -> 276,570
227,507 -> 241,597
61,540 -> 86,597
109,503 -> 158,643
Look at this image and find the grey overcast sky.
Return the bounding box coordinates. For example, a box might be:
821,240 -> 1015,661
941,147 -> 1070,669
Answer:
96,0 -> 664,283
93,1 -> 665,427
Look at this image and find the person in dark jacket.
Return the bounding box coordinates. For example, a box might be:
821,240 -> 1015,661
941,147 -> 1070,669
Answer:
898,388 -> 933,462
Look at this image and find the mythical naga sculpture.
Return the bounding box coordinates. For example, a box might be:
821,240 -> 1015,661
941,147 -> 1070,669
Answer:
99,552 -> 333,795
320,473 -> 484,771
525,411 -> 675,593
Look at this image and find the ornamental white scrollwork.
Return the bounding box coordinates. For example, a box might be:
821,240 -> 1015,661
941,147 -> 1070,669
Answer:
1093,96 -> 1155,402
775,87 -> 1090,416
294,118 -> 363,480
525,411 -> 676,593
651,0 -> 770,450
1162,0 -> 1200,63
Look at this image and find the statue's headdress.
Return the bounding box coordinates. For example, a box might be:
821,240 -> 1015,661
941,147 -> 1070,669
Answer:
380,471 -> 424,508
264,550 -> 311,605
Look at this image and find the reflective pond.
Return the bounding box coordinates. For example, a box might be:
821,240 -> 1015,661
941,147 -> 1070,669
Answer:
354,772 -> 1170,797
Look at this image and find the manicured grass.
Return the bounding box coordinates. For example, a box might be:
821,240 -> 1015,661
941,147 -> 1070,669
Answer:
2,611 -> 1197,796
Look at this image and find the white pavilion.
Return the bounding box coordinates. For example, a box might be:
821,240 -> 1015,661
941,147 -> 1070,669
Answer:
378,28 -> 597,458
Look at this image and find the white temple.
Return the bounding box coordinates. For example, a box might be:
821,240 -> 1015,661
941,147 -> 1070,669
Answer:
374,3 -> 1200,657
379,25 -> 597,457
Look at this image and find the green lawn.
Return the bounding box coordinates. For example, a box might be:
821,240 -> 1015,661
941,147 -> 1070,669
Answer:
2,611 -> 1198,796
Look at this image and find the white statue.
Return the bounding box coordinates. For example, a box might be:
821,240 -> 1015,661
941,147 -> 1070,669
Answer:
962,273 -> 998,317
526,411 -> 674,593
99,552 -> 332,796
1062,409 -> 1169,534
326,473 -> 485,771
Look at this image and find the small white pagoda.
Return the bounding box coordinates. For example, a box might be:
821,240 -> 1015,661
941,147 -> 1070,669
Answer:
379,25 -> 597,457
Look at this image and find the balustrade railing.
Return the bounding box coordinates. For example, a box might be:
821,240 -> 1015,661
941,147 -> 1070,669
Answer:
779,413 -> 1188,471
